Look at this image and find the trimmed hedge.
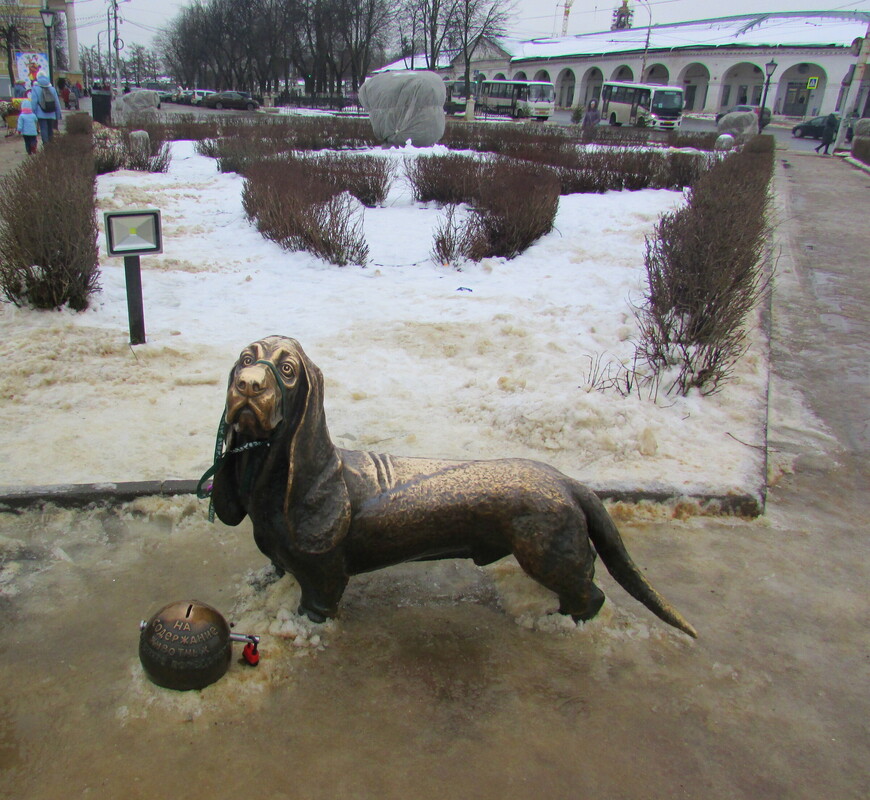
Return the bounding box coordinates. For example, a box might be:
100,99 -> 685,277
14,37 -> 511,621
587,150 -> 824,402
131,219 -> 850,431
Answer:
431,158 -> 560,263
635,143 -> 774,395
0,137 -> 99,310
242,158 -> 369,266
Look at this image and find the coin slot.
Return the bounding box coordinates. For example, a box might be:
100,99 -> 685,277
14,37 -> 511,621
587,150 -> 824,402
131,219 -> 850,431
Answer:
186,604 -> 193,618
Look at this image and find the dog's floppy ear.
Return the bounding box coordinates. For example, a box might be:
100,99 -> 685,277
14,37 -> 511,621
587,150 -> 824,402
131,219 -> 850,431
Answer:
211,366 -> 247,526
283,341 -> 351,554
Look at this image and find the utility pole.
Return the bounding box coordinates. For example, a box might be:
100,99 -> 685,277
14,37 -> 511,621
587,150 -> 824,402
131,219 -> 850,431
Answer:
638,1 -> 652,81
105,6 -> 112,88
112,0 -> 122,94
833,22 -> 870,152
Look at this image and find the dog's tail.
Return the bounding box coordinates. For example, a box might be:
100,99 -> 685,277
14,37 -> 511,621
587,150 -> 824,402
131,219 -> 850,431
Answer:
574,485 -> 697,638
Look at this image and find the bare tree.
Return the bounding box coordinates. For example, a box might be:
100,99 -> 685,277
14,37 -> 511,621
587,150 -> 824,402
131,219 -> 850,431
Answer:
453,0 -> 512,97
0,0 -> 35,87
420,0 -> 459,70
156,0 -> 393,96
337,0 -> 394,89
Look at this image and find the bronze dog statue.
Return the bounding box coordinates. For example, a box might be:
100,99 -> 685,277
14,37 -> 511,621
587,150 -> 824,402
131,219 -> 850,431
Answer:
208,336 -> 696,637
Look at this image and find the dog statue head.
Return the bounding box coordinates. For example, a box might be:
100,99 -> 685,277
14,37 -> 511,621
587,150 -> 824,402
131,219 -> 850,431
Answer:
225,335 -> 315,441
214,336 -> 350,555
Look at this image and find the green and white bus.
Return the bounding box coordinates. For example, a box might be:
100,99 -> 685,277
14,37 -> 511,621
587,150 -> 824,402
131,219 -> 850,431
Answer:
600,82 -> 684,129
444,80 -> 472,114
478,80 -> 556,121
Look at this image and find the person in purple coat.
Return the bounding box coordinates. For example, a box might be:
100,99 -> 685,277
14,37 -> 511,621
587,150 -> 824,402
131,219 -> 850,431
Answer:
30,75 -> 62,144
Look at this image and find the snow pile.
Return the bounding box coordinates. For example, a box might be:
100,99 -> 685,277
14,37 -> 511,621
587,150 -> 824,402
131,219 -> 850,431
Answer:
0,140 -> 768,497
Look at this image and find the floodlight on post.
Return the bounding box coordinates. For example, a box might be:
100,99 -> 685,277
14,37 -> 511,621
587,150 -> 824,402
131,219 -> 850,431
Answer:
760,58 -> 778,131
40,6 -> 55,85
104,209 -> 163,345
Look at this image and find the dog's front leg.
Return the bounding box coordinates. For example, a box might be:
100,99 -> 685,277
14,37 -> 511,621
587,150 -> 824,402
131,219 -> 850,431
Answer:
292,551 -> 349,622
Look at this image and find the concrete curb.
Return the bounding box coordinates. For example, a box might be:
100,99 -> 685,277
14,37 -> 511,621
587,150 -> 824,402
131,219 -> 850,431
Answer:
0,480 -> 762,517
0,480 -> 199,511
842,154 -> 870,174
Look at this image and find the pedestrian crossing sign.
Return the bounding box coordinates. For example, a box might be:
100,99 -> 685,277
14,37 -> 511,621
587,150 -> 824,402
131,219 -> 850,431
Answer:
807,77 -> 819,89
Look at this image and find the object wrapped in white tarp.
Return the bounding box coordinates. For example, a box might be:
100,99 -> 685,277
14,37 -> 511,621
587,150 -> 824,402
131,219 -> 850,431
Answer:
358,71 -> 446,147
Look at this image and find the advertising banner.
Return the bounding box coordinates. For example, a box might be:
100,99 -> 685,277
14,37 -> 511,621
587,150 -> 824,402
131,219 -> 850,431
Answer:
15,52 -> 49,85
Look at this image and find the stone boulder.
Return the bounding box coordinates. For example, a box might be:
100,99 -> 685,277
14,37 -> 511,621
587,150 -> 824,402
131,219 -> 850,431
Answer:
853,117 -> 870,138
717,111 -> 758,138
714,133 -> 735,151
111,89 -> 160,126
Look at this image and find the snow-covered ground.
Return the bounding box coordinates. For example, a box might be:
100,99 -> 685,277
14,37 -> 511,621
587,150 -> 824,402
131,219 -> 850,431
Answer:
0,140 -> 768,497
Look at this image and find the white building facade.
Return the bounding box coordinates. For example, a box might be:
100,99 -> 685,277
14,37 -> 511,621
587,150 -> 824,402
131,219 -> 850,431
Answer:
440,12 -> 870,118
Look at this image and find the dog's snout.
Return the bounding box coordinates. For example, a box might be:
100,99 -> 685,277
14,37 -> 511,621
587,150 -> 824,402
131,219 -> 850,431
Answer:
236,364 -> 269,397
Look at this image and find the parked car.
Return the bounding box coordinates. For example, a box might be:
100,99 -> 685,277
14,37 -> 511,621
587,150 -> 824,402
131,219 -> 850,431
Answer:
716,104 -> 772,126
792,114 -> 841,139
176,89 -> 216,106
201,91 -> 260,111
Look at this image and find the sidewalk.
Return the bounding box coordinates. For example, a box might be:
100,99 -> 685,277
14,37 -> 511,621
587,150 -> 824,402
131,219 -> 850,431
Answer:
0,100 -> 92,178
0,119 -> 29,176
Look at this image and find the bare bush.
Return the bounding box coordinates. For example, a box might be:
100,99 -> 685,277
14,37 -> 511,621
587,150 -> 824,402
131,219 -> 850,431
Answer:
432,205 -> 481,266
635,146 -> 773,395
195,138 -> 220,158
666,130 -> 720,151
242,159 -> 368,266
411,156 -> 559,263
93,138 -> 125,174
65,112 -> 93,136
581,352 -> 661,401
405,153 -> 481,204
305,193 -> 370,266
300,153 -> 394,207
121,131 -> 172,172
214,135 -> 280,173
469,160 -> 560,259
0,138 -> 99,310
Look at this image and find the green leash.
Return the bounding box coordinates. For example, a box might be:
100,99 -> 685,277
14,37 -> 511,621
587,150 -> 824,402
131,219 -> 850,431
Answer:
197,359 -> 287,522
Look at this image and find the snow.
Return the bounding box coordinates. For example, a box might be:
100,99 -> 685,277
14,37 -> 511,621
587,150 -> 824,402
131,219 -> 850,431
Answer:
0,139 -> 768,498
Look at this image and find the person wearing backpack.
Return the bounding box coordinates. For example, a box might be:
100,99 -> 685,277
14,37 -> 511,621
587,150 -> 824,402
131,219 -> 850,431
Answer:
31,74 -> 62,144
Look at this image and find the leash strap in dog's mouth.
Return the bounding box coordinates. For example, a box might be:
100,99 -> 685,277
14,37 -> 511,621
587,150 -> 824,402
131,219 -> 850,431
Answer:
197,359 -> 287,521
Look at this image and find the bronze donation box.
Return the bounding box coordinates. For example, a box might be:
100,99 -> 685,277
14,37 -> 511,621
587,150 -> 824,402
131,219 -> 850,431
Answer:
139,600 -> 232,691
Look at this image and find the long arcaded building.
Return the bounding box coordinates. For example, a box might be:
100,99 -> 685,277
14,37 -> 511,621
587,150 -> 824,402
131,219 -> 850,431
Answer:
436,12 -> 870,118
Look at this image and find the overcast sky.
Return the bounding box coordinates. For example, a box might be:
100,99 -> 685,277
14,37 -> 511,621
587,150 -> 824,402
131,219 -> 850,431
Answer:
72,0 -> 870,51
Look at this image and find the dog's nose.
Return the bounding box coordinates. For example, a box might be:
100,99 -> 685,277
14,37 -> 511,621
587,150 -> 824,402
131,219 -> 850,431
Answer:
236,365 -> 269,397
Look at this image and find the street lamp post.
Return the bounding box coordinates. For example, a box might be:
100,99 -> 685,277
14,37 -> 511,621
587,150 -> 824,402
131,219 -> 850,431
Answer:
39,6 -> 55,86
760,58 -> 777,131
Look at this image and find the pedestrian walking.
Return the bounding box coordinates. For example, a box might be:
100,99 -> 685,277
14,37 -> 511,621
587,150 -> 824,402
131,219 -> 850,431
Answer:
815,113 -> 838,155
15,99 -> 38,154
582,99 -> 601,130
31,75 -> 62,145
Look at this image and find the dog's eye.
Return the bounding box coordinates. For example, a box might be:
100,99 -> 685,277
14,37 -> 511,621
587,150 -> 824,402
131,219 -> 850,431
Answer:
240,353 -> 254,366
280,362 -> 295,379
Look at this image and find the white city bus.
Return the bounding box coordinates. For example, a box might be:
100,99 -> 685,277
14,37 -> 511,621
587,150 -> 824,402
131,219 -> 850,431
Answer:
478,80 -> 556,120
600,82 -> 684,129
443,80 -> 472,114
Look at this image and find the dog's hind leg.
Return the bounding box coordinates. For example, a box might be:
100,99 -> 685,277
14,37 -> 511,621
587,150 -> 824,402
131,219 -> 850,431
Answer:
510,515 -> 606,622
